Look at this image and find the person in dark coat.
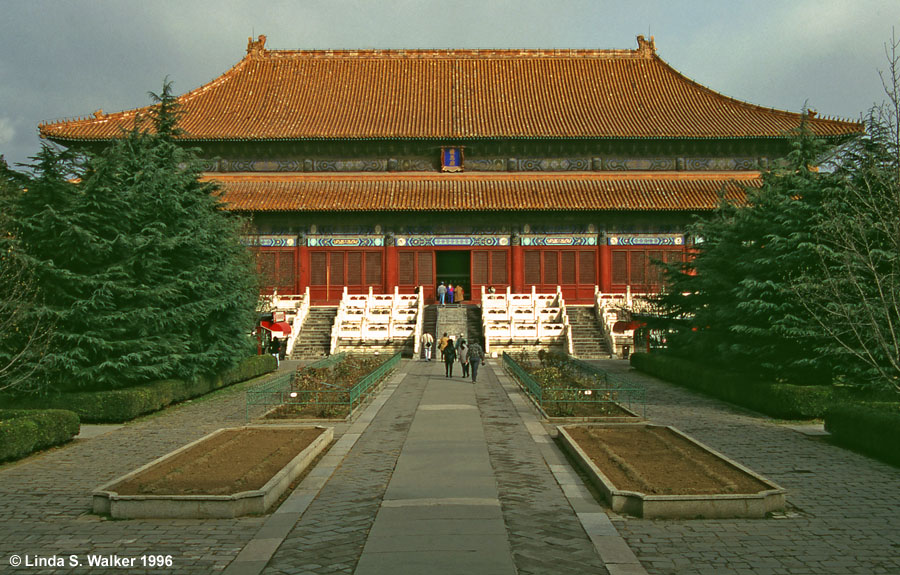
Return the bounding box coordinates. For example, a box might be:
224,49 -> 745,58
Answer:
468,340 -> 484,383
443,337 -> 457,377
269,337 -> 281,367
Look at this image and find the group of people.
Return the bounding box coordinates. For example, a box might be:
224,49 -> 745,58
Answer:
421,331 -> 485,382
436,282 -> 465,305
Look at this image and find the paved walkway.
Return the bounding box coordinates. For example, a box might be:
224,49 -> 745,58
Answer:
589,360 -> 900,575
1,357 -> 899,575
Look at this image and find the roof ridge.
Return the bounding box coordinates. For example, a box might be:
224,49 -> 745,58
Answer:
257,48 -> 647,60
204,171 -> 763,183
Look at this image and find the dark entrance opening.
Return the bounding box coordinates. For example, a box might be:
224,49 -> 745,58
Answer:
435,250 -> 470,302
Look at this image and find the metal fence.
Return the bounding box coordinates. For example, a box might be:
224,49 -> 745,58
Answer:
502,352 -> 647,417
245,352 -> 399,420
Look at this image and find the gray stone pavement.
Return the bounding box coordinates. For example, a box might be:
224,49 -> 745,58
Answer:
354,375 -> 516,575
589,360 -> 900,575
258,359 -> 612,575
3,355 -> 898,575
0,365 -> 291,574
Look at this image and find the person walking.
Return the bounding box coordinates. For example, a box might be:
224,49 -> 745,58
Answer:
443,337 -> 457,377
447,284 -> 455,304
458,341 -> 470,378
268,336 -> 281,368
421,331 -> 434,361
437,282 -> 447,305
455,333 -> 466,352
438,332 -> 449,360
468,339 -> 485,383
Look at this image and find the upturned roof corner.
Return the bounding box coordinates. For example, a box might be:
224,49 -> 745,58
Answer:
247,34 -> 267,58
636,35 -> 656,58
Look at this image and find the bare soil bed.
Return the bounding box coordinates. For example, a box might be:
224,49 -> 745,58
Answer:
565,425 -> 770,495
112,427 -> 325,496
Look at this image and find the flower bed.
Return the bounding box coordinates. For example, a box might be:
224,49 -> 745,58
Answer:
559,424 -> 785,518
503,352 -> 645,419
93,425 -> 332,518
248,353 -> 398,420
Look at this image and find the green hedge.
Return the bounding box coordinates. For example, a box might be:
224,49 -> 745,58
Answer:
0,355 -> 276,423
630,352 -> 834,419
0,409 -> 80,461
825,403 -> 900,467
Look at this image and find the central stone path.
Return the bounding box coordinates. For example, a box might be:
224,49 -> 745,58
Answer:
354,374 -> 516,575
258,358 -> 610,575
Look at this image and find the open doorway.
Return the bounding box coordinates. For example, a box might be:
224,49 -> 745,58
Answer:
435,250 -> 470,302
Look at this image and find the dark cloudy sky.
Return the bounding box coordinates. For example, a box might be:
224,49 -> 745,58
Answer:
2,0 -> 899,168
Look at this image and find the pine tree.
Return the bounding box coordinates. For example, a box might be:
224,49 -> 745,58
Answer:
0,156 -> 54,392
7,81 -> 258,392
792,40 -> 900,392
653,120 -> 837,383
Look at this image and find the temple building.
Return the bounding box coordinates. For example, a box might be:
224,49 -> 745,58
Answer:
40,35 -> 860,305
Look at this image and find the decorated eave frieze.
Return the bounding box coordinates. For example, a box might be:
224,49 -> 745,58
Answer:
242,232 -> 689,249
306,234 -> 385,247
241,234 -> 297,247
606,233 -> 685,246
395,234 -> 510,247
209,155 -> 769,173
519,233 -> 598,246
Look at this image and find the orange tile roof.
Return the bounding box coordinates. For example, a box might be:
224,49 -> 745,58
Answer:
207,171 -> 759,212
40,36 -> 860,142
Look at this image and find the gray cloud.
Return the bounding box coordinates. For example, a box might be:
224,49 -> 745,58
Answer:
1,0 -> 899,167
0,118 -> 14,146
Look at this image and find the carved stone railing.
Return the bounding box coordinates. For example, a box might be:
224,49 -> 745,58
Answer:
264,289 -> 310,357
593,287 -> 653,357
480,286 -> 569,355
332,287 -> 421,352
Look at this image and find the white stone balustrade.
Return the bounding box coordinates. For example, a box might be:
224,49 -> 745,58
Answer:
263,288 -> 310,357
479,286 -> 570,354
331,287 -> 422,352
593,287 -> 652,357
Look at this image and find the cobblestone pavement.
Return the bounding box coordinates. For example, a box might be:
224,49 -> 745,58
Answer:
589,360 -> 900,575
0,366 -> 301,575
9,356 -> 894,575
476,366 -> 609,575
260,367 -> 426,575
262,359 -> 610,575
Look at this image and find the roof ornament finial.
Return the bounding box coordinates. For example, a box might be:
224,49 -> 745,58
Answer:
636,34 -> 656,58
247,34 -> 267,58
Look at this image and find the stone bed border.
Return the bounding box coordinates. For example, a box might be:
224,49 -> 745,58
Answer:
558,423 -> 786,519
501,352 -> 646,422
92,424 -> 333,519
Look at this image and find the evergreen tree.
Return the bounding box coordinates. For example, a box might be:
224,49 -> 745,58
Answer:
7,81 -> 258,392
792,40 -> 900,392
654,120 -> 837,383
0,156 -> 54,392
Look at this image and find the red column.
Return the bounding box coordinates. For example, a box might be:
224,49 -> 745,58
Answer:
298,243 -> 310,294
385,243 -> 398,292
599,243 -> 611,293
511,243 -> 524,293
